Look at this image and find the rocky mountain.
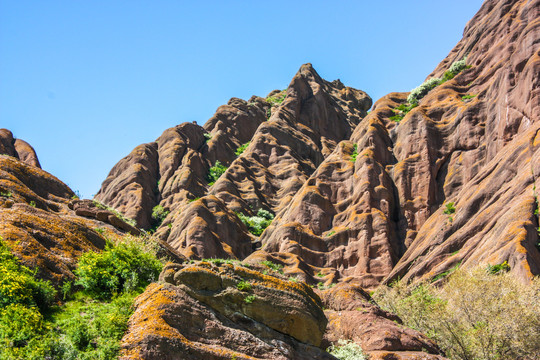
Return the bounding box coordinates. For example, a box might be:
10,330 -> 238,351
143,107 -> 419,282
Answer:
97,0 -> 540,287
2,0 -> 539,358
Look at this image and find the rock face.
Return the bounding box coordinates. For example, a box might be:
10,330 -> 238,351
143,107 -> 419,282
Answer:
83,0 -> 540,357
0,129 -> 41,168
121,261 -> 335,360
319,282 -> 446,359
96,64 -> 372,262
0,145 -> 157,287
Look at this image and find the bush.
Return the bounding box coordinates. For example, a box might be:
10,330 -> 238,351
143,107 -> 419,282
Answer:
443,202 -> 456,215
260,260 -> 283,274
207,161 -> 227,186
0,304 -> 44,347
350,144 -> 358,162
53,291 -> 137,359
407,77 -> 442,105
237,209 -> 275,236
266,90 -> 287,118
373,268 -> 540,360
408,57 -> 469,105
266,90 -> 287,107
390,102 -> 417,122
0,240 -> 56,311
327,339 -> 368,360
235,142 -> 250,156
237,281 -> 252,291
0,236 -> 159,359
151,204 -> 169,224
75,242 -> 162,299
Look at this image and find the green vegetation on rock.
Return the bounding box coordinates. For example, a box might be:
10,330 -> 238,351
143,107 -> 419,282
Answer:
207,160 -> 227,186
0,236 -> 163,359
75,241 -> 162,299
237,209 -> 275,236
266,90 -> 287,118
327,339 -> 367,360
235,142 -> 250,156
373,267 -> 540,360
93,200 -> 137,227
260,260 -> 283,274
407,57 -> 470,105
390,102 -> 417,122
151,204 -> 169,225
350,144 -> 358,162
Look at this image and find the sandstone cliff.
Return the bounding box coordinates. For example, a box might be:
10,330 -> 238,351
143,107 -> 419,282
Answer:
2,0 -> 538,358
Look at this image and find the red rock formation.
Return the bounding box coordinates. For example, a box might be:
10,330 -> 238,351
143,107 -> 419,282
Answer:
383,0 -> 540,283
93,0 -> 540,357
121,261 -> 335,360
0,146 -> 161,287
0,129 -> 41,168
318,282 -> 445,358
97,64 -> 371,262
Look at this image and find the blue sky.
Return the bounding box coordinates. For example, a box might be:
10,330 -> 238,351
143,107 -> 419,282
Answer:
1,0 -> 484,198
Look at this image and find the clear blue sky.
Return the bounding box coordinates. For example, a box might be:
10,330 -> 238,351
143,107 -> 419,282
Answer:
1,1 -> 484,198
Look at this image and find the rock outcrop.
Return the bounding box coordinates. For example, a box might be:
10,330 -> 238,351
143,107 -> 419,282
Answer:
0,142 -> 157,287
319,282 -> 446,359
51,0 -> 540,357
0,129 -> 41,168
121,260 -> 335,360
96,64 -> 372,262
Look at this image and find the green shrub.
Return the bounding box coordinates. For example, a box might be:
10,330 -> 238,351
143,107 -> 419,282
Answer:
151,204 -> 169,224
235,142 -> 250,156
373,268 -> 540,360
53,291 -> 136,358
390,102 -> 417,122
0,304 -> 44,347
75,242 -> 162,299
204,133 -> 212,142
407,77 -> 442,105
266,90 -> 287,107
0,240 -> 56,311
350,144 -> 358,162
408,57 -> 469,105
244,295 -> 256,304
260,260 -> 283,274
266,90 -> 287,118
237,209 -> 274,236
0,190 -> 12,197
443,202 -> 456,215
207,160 -> 227,186
486,261 -> 510,275
327,339 -> 367,360
0,236 -> 158,359
237,281 -> 252,291
462,94 -> 476,100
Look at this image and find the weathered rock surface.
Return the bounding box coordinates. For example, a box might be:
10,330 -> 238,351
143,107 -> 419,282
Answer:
0,150 -> 156,287
259,0 -> 540,287
0,155 -> 106,286
318,282 -> 445,358
0,129 -> 41,168
75,0 -> 540,357
121,261 -> 335,359
383,0 -> 540,283
96,64 -> 371,262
